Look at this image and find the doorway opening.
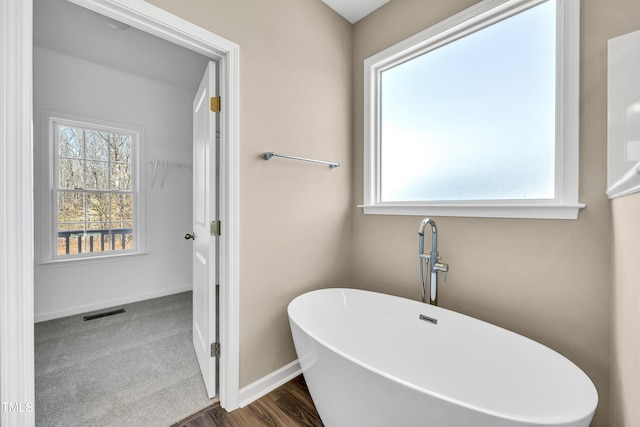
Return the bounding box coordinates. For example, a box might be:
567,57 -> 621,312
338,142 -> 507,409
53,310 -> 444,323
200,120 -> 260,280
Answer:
32,0 -> 230,423
0,0 -> 240,424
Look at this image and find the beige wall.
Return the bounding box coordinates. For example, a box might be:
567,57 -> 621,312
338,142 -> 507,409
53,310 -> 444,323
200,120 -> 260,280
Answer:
596,2 -> 640,426
144,0 -> 354,387
611,193 -> 640,426
352,1 -> 629,425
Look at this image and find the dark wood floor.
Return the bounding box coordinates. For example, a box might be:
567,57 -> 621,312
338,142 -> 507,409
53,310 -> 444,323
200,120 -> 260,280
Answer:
173,375 -> 324,427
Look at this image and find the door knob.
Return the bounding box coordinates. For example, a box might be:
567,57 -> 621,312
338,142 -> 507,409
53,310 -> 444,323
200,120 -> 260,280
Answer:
184,233 -> 195,240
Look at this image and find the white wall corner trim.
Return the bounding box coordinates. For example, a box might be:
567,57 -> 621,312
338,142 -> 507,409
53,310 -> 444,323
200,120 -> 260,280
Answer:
1,0 -> 36,426
238,360 -> 302,408
2,0 -> 241,420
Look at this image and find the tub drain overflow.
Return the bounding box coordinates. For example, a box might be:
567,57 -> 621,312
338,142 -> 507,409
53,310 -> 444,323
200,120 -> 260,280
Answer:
419,314 -> 438,325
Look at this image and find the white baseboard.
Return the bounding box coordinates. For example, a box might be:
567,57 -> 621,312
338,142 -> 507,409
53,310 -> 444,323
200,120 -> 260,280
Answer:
34,284 -> 193,323
238,360 -> 302,408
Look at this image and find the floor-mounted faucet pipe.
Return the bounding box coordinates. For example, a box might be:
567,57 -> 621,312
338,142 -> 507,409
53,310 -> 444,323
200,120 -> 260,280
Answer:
418,218 -> 436,303
418,218 -> 448,306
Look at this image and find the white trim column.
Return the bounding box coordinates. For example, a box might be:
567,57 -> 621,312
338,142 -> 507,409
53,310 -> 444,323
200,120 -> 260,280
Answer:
1,0 -> 35,426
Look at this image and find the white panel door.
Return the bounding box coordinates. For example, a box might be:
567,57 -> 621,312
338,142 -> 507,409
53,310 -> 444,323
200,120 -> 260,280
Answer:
191,61 -> 218,398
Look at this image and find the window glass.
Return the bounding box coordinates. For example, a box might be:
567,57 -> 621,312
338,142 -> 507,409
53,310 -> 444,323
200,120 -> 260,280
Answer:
363,0 -> 583,219
54,121 -> 136,257
379,0 -> 556,202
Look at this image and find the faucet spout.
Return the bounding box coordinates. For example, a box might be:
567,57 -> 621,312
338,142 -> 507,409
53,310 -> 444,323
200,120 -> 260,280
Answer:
418,218 -> 448,306
418,217 -> 438,260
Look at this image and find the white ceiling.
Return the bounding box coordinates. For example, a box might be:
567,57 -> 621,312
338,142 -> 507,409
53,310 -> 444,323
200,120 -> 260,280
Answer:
33,0 -> 209,91
33,0 -> 390,90
321,0 -> 390,23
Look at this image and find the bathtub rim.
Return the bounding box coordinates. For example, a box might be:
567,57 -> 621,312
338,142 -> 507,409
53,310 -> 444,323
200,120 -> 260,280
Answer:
288,287 -> 598,425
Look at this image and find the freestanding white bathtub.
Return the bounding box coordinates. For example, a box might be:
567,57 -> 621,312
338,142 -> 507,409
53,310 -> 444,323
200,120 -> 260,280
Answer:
288,288 -> 598,427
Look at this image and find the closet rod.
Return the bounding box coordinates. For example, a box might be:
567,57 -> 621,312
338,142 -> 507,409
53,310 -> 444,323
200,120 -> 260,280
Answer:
262,152 -> 340,169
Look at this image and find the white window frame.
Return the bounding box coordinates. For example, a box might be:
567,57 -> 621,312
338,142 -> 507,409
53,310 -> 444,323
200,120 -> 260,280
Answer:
41,111 -> 146,263
362,0 -> 584,219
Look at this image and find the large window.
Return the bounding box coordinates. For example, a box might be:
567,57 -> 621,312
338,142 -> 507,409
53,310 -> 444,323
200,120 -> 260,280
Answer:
47,115 -> 144,260
362,0 -> 583,219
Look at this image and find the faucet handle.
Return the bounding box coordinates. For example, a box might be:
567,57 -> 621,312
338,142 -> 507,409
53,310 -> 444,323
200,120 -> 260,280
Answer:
434,262 -> 449,283
434,262 -> 448,272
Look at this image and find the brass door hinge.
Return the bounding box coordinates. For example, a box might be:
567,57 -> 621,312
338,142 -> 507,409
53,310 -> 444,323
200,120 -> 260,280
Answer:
210,220 -> 221,236
210,96 -> 221,113
211,342 -> 220,358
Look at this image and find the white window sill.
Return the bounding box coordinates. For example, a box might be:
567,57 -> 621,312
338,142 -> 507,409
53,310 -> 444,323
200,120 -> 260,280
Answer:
359,203 -> 586,220
38,251 -> 148,266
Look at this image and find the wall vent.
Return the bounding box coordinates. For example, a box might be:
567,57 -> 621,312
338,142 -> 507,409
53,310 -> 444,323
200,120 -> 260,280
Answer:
83,308 -> 126,321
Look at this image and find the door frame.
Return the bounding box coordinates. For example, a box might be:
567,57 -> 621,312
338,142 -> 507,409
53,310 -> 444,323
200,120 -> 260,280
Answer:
0,0 -> 241,424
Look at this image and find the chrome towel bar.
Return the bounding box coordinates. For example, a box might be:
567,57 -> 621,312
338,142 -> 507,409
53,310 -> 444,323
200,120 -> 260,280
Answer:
262,152 -> 340,169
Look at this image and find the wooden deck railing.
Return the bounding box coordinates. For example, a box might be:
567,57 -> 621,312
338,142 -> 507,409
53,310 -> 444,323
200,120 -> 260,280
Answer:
57,228 -> 132,255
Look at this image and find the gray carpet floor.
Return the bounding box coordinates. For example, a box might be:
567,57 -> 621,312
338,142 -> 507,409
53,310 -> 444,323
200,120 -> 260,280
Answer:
35,291 -> 214,427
